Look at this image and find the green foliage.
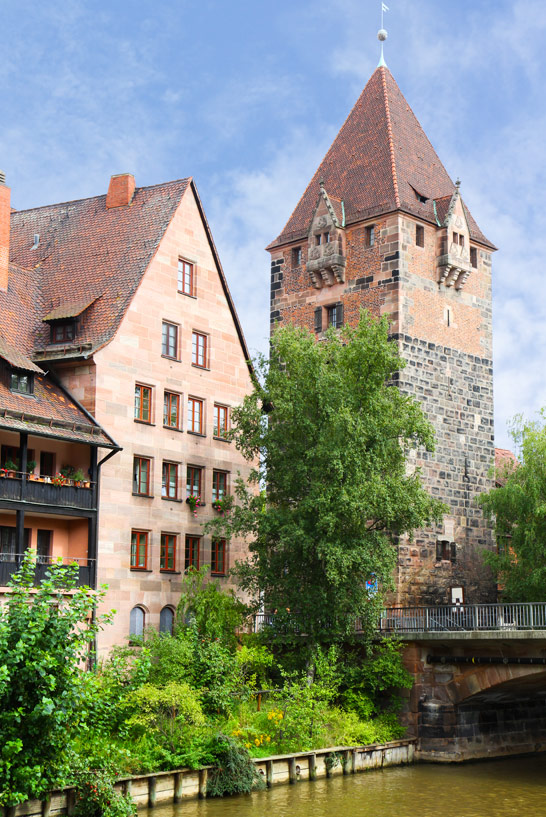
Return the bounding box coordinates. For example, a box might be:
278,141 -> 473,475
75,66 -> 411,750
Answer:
236,644 -> 274,688
479,411 -> 546,600
0,552 -> 110,806
71,768 -> 135,817
206,735 -> 265,797
206,313 -> 444,645
176,566 -> 247,648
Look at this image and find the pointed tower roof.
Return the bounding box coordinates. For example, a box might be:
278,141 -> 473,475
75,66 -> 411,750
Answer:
267,67 -> 494,250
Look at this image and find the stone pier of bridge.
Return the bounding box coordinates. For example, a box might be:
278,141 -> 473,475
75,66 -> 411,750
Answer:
387,611 -> 546,761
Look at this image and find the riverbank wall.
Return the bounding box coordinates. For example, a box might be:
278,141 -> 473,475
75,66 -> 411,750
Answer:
2,739 -> 416,815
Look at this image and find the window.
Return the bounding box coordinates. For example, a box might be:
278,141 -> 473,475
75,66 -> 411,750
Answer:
187,465 -> 203,499
212,470 -> 227,502
323,232 -> 330,244
159,606 -> 175,634
365,225 -> 375,247
178,259 -> 194,295
162,461 -> 179,500
416,224 -> 424,247
452,232 -> 465,248
0,527 -> 16,562
160,534 -> 177,571
185,535 -> 200,570
292,247 -> 302,266
40,451 -> 55,477
10,370 -> 33,395
36,530 -> 52,564
187,397 -> 204,434
326,303 -> 343,329
133,456 -> 151,496
470,247 -> 478,268
436,540 -> 456,563
131,530 -> 148,569
314,307 -> 322,334
130,606 -> 145,636
213,404 -> 229,438
192,331 -> 208,368
134,384 -> 152,423
51,322 -> 75,344
315,234 -> 322,246
211,539 -> 226,575
162,321 -> 178,358
163,391 -> 181,429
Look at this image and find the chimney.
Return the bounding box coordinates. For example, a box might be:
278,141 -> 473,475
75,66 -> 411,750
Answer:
106,173 -> 136,209
0,171 -> 10,291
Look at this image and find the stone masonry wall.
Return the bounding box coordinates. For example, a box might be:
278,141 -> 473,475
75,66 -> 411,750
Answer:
393,337 -> 496,606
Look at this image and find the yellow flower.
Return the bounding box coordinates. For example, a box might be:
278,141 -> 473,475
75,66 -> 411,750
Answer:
255,738 -> 260,746
266,736 -> 271,742
245,742 -> 251,749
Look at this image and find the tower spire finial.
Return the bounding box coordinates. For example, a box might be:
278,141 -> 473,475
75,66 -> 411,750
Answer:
377,3 -> 389,68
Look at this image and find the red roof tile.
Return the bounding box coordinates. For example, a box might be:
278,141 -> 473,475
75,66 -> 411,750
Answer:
0,262 -> 116,447
10,178 -> 190,357
267,67 -> 494,250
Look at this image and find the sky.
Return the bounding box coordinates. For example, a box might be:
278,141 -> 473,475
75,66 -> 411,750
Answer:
1,0 -> 544,450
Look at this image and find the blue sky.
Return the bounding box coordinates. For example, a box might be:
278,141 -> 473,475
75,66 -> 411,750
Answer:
1,0 -> 544,449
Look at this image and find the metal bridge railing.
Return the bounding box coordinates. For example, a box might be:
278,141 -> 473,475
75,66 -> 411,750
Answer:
379,603 -> 546,634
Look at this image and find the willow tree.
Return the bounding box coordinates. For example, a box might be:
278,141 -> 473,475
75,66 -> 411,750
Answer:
209,312 -> 444,645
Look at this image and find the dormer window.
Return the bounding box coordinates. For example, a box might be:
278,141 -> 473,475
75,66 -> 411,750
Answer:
51,321 -> 75,344
10,369 -> 34,395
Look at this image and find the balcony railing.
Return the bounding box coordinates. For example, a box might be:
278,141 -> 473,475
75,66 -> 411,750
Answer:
0,555 -> 94,588
0,471 -> 95,510
379,604 -> 546,634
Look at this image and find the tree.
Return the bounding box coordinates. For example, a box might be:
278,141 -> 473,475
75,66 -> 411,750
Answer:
479,411 -> 546,601
207,312 -> 444,647
0,553 -> 110,806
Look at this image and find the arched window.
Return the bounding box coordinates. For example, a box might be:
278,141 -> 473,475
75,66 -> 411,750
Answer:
129,606 -> 145,637
159,606 -> 174,635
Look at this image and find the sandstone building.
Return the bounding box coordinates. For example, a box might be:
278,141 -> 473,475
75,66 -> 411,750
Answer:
267,66 -> 497,606
0,171 -> 254,653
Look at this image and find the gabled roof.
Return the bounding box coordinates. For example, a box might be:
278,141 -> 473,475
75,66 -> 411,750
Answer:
0,264 -> 117,448
268,67 -> 494,250
10,179 -> 190,358
8,177 -> 251,369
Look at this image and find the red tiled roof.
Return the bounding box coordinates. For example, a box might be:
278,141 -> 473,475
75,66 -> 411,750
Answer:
43,296 -> 99,322
267,67 -> 494,250
495,447 -> 518,486
9,178 -> 190,357
0,262 -> 116,448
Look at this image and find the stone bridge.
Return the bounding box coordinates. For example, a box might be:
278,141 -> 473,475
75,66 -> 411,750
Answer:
381,604 -> 546,761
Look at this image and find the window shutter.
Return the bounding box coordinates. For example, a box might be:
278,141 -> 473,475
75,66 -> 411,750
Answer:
450,542 -> 457,562
314,307 -> 322,333
336,302 -> 344,328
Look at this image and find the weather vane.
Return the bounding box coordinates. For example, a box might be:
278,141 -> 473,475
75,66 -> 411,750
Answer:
378,2 -> 389,67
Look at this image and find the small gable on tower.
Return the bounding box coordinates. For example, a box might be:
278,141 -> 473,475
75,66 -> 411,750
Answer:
435,181 -> 474,290
306,182 -> 346,289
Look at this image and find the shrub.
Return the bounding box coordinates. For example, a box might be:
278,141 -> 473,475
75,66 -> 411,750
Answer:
72,768 -> 135,817
206,735 -> 265,797
0,553 -> 110,806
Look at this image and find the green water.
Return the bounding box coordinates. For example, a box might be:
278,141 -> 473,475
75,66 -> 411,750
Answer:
142,755 -> 546,817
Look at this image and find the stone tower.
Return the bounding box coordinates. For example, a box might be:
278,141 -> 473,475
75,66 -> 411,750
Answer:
267,66 -> 497,606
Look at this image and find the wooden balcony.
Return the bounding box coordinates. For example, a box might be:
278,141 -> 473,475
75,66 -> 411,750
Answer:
0,556 -> 94,588
0,472 -> 96,511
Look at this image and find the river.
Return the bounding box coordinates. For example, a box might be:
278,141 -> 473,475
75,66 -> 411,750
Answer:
142,755 -> 546,817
